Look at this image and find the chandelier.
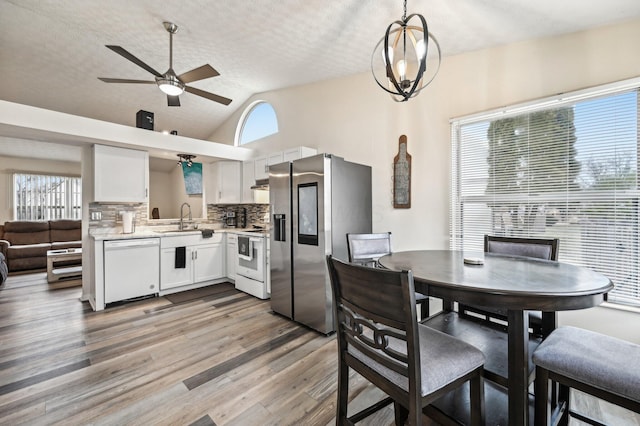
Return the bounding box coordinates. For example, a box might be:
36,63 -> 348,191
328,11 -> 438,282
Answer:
371,0 -> 441,102
177,153 -> 196,167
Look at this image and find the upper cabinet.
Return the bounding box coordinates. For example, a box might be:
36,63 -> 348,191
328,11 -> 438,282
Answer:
93,144 -> 148,203
241,160 -> 256,203
204,161 -> 242,205
282,146 -> 317,163
254,147 -> 317,180
254,152 -> 285,180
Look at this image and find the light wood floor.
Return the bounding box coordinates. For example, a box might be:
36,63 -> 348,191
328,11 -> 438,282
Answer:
0,273 -> 637,425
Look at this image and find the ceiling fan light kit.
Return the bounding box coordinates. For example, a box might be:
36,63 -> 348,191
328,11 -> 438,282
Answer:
98,21 -> 231,107
371,0 -> 441,102
156,73 -> 185,96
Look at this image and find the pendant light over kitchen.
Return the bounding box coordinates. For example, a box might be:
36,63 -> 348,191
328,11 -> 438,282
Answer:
177,153 -> 196,167
371,0 -> 441,102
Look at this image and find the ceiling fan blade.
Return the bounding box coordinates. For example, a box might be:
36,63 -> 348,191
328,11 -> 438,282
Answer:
105,45 -> 163,77
167,95 -> 181,107
178,64 -> 220,84
98,78 -> 155,84
185,86 -> 232,106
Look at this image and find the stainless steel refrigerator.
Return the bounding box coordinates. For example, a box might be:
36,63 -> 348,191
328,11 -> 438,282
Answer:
269,154 -> 372,334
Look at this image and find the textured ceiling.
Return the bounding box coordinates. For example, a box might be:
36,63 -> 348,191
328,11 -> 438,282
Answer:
2,0 -> 640,147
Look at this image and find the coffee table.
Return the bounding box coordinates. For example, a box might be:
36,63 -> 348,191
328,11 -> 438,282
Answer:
46,248 -> 82,285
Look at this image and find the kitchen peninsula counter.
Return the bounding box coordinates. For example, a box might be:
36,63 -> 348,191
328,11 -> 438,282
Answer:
90,227 -> 268,240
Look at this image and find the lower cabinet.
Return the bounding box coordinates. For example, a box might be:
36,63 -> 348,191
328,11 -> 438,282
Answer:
194,243 -> 224,283
160,234 -> 224,291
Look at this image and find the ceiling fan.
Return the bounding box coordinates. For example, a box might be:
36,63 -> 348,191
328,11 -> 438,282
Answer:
98,21 -> 231,107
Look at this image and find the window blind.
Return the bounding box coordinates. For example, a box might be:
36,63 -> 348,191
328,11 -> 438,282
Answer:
14,173 -> 82,221
451,81 -> 639,307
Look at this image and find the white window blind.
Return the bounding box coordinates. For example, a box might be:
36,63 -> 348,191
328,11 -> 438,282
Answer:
14,173 -> 82,220
451,81 -> 639,307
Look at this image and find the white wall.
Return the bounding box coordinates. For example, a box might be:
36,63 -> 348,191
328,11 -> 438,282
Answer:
209,18 -> 640,343
0,156 -> 81,223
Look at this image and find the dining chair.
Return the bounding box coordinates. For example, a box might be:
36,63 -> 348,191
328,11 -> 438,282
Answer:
326,255 -> 486,426
533,326 -> 640,425
346,232 -> 430,320
457,235 -> 559,336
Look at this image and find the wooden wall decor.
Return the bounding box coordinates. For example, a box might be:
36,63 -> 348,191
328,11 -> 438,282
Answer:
393,135 -> 411,208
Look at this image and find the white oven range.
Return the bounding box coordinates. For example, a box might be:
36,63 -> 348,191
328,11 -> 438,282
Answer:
235,233 -> 269,299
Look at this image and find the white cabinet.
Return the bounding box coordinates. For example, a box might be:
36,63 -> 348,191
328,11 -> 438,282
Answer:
160,233 -> 225,290
204,161 -> 241,204
241,161 -> 255,204
282,146 -> 317,162
254,152 -> 284,180
253,147 -> 317,180
160,246 -> 194,289
93,144 -> 148,202
194,243 -> 224,282
226,233 -> 237,280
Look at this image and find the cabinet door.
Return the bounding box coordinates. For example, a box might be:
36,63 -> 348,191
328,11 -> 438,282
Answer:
194,243 -> 225,282
283,147 -> 317,162
94,145 -> 148,202
226,235 -> 237,280
267,152 -> 284,167
241,161 -> 255,203
218,161 -> 241,203
254,156 -> 268,180
204,161 -> 241,204
160,247 -> 194,290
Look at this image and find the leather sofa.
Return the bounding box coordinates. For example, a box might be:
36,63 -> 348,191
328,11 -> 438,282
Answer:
0,220 -> 81,273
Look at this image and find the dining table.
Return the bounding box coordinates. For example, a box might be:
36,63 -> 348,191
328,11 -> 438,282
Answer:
378,250 -> 614,426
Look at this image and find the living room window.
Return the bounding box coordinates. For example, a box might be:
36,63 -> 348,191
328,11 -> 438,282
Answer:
235,100 -> 279,145
451,78 -> 640,307
13,173 -> 81,220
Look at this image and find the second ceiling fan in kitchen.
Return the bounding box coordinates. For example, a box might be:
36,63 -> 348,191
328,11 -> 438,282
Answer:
98,21 -> 232,107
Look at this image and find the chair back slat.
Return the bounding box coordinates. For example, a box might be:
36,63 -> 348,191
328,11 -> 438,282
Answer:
484,235 -> 559,261
347,232 -> 392,265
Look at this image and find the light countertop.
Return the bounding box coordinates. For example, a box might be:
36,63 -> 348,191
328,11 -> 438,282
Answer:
90,226 -> 269,240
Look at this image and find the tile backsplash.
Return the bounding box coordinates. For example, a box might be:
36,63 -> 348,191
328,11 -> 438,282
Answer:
89,202 -> 269,229
207,204 -> 270,228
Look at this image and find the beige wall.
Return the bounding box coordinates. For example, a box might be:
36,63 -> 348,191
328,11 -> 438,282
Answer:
209,18 -> 640,343
149,166 -> 204,219
0,156 -> 81,223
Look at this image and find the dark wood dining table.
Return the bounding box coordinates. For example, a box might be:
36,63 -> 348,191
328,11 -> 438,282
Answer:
378,250 -> 613,426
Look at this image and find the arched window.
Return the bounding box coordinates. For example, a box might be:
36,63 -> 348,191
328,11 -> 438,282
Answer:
235,101 -> 279,146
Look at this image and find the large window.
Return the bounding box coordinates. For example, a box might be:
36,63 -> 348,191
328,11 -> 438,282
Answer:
14,173 -> 81,220
451,79 -> 640,307
235,101 -> 278,145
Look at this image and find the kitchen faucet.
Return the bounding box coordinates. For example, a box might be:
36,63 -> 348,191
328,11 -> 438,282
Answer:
179,202 -> 192,230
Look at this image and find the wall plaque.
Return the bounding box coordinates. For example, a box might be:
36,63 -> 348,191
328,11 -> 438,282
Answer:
393,135 -> 411,208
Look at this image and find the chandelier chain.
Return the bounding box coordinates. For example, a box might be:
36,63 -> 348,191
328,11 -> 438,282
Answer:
402,0 -> 407,21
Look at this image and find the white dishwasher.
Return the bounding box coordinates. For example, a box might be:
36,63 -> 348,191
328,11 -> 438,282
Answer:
104,238 -> 160,304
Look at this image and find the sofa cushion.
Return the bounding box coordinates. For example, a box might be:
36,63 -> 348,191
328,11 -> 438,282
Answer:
50,220 -> 81,242
6,243 -> 52,260
9,256 -> 47,272
4,221 -> 50,245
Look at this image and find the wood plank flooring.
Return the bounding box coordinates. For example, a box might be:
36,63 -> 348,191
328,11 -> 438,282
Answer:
0,273 -> 638,425
0,273 -> 400,425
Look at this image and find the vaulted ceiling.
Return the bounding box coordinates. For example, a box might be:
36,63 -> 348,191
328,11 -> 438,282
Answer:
2,0 -> 640,146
